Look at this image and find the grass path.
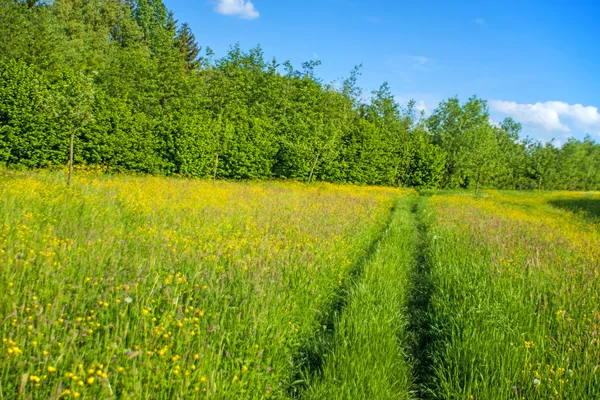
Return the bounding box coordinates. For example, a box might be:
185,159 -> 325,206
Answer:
406,199 -> 437,399
291,191 -> 600,399
301,196 -> 423,399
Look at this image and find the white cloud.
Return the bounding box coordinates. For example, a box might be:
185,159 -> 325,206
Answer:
367,17 -> 380,24
490,100 -> 600,135
474,18 -> 486,25
214,0 -> 259,19
416,100 -> 428,114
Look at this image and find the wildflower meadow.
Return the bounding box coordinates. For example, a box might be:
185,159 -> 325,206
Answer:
1,170 -> 599,399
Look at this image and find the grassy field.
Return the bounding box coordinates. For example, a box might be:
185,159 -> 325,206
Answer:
423,191 -> 600,399
1,171 -> 599,399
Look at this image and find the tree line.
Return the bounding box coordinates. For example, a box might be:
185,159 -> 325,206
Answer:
1,0 -> 599,190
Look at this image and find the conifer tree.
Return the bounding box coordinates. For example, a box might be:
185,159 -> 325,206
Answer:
177,22 -> 201,71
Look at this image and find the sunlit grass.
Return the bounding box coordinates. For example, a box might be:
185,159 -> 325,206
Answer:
0,170 -> 404,398
3,169 -> 599,399
424,191 -> 600,399
304,197 -> 419,399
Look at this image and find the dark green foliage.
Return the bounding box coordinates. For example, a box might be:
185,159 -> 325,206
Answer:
177,22 -> 201,71
0,0 -> 599,189
397,127 -> 446,189
494,118 -> 529,189
427,96 -> 491,188
554,136 -> 600,190
0,60 -> 48,167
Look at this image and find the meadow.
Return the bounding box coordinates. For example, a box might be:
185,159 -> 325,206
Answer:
424,190 -> 600,399
1,170 -> 599,399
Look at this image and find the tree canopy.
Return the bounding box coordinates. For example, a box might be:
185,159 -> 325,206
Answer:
1,0 -> 599,190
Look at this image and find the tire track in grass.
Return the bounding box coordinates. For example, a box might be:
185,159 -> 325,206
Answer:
296,196 -> 419,399
406,197 -> 440,400
287,200 -> 400,397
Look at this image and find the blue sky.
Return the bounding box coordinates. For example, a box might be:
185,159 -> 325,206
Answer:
165,0 -> 600,144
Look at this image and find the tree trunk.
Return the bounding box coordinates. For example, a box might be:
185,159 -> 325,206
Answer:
67,126 -> 78,187
538,177 -> 542,192
66,113 -> 88,187
307,151 -> 321,184
213,152 -> 219,183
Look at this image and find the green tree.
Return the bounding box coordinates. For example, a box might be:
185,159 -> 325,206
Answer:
494,118 -> 528,189
427,96 -> 490,188
396,125 -> 446,189
0,60 -> 56,167
47,71 -> 95,185
3,0 -> 600,192
176,22 -> 201,71
467,124 -> 498,194
527,139 -> 557,191
396,104 -> 446,189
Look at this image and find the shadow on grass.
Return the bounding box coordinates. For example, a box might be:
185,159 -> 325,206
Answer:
406,199 -> 446,400
286,203 -> 397,397
407,200 -> 435,399
549,198 -> 600,222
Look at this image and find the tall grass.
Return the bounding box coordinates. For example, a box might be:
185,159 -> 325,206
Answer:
0,170 -> 403,399
303,197 -> 419,399
3,169 -> 599,400
424,192 -> 600,399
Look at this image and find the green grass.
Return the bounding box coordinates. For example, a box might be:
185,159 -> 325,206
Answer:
0,170 -> 404,399
2,170 -> 600,400
303,197 -> 420,399
549,197 -> 600,222
422,192 -> 600,399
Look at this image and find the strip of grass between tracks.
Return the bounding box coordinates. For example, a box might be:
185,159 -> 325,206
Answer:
300,196 -> 425,399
